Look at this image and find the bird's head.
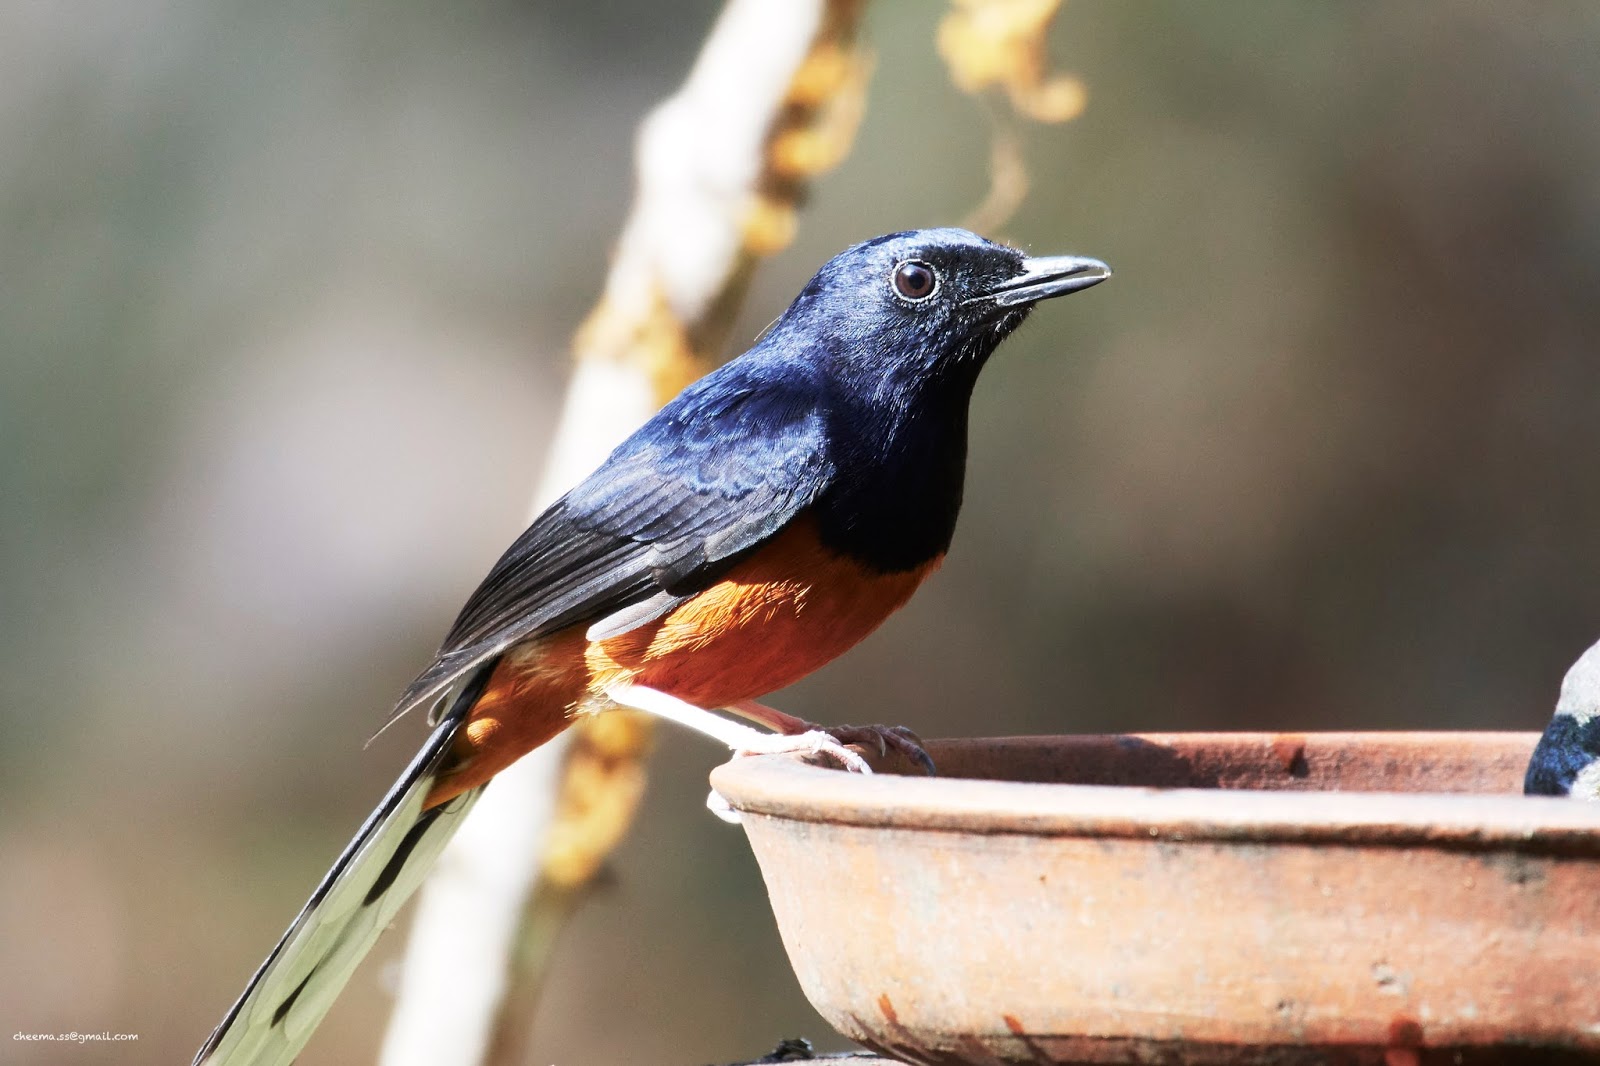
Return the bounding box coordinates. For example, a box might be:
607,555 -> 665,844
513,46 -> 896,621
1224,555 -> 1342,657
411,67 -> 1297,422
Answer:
769,227 -> 1110,395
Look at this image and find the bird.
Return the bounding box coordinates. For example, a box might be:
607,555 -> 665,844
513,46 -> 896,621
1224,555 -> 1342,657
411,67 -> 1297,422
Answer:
1525,636 -> 1600,799
192,227 -> 1111,1065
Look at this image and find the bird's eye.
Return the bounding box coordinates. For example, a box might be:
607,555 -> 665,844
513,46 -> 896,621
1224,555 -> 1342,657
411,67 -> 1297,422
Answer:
891,260 -> 938,301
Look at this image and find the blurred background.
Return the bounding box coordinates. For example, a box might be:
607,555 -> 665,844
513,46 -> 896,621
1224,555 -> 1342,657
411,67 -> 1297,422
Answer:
5,1 -> 1600,1062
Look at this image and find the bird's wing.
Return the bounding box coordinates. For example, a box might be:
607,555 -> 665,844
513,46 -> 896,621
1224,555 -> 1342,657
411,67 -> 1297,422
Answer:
193,664 -> 494,1066
389,375 -> 833,728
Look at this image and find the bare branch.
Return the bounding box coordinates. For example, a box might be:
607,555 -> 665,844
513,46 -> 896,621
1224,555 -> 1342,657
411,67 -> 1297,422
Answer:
379,4 -> 871,1064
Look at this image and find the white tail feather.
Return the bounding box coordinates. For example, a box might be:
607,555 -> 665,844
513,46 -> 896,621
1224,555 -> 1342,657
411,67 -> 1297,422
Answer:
194,665 -> 494,1066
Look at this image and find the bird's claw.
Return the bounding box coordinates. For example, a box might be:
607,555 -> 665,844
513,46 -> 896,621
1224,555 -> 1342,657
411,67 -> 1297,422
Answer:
820,723 -> 937,775
709,723 -> 934,826
733,728 -> 873,774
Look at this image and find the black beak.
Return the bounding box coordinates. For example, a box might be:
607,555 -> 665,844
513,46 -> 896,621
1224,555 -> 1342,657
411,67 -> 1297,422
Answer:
977,254 -> 1112,307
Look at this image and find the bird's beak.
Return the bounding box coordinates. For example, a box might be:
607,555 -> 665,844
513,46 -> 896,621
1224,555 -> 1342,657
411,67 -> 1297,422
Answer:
979,254 -> 1112,307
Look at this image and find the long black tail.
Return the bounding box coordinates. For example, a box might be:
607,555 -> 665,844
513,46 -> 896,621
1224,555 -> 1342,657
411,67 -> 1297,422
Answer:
194,663 -> 495,1066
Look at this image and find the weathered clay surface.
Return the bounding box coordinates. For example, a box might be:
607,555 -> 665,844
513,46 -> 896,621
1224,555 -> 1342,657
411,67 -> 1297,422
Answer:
709,733 -> 1600,1065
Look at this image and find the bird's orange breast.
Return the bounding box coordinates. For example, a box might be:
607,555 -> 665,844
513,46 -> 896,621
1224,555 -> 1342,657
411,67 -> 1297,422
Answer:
425,515 -> 939,807
587,514 -> 942,708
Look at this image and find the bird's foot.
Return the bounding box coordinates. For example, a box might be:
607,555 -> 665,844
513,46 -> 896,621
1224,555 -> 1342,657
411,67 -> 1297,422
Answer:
725,701 -> 937,775
816,723 -> 936,775
731,728 -> 873,774
604,683 -> 879,824
602,684 -> 934,824
705,730 -> 876,825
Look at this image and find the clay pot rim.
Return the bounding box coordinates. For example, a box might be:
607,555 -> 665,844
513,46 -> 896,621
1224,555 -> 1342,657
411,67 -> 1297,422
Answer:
709,731 -> 1600,854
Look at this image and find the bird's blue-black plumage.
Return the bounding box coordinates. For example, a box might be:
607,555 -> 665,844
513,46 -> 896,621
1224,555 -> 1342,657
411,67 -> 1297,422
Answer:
1525,713 -> 1600,796
1524,637 -> 1600,799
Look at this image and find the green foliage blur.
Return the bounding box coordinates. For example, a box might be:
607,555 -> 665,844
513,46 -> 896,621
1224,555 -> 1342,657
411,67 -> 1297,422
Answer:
4,2 -> 1600,1063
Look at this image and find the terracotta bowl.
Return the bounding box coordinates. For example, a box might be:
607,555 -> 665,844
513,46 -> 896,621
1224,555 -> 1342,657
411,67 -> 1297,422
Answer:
709,732 -> 1600,1065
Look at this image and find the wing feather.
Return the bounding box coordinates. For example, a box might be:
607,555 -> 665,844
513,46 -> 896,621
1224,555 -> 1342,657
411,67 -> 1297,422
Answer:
386,368 -> 834,728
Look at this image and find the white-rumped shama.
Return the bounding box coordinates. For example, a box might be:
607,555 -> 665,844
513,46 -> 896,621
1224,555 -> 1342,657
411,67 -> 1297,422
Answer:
194,228 -> 1110,1065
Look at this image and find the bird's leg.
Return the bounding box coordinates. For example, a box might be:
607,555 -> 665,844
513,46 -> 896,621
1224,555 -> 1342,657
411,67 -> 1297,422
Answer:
603,685 -> 869,771
603,683 -> 872,823
726,700 -> 937,775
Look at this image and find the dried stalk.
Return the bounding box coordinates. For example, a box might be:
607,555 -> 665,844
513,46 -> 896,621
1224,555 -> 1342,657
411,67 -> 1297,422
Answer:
940,0 -> 1086,234
378,3 -> 871,1064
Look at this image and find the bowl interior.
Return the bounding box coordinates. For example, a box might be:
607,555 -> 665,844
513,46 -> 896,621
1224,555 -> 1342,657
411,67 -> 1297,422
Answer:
898,731 -> 1535,795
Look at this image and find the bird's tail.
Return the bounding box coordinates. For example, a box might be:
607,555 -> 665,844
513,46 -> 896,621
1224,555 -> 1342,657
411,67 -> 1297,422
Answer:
193,662 -> 496,1066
